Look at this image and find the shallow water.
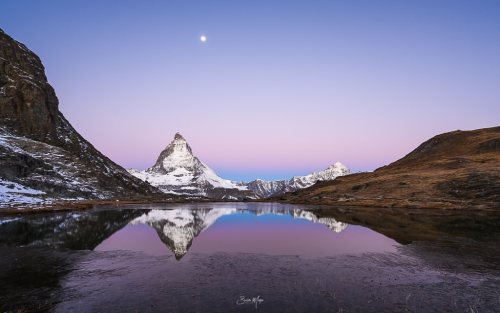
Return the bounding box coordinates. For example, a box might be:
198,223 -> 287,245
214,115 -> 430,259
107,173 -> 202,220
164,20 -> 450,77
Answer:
0,203 -> 499,312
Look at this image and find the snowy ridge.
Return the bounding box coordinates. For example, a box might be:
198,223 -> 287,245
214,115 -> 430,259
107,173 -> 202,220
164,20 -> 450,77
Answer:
0,128 -> 150,208
0,129 -> 107,206
128,133 -> 350,199
247,162 -> 351,198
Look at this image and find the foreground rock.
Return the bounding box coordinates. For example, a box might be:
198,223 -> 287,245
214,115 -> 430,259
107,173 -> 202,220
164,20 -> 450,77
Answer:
279,126 -> 500,209
0,28 -> 161,207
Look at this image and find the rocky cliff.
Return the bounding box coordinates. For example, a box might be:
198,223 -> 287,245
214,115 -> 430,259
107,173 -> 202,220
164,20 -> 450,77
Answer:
0,28 -> 161,206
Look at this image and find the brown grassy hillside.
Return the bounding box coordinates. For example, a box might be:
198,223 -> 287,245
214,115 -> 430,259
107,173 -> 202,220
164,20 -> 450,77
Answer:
279,126 -> 500,209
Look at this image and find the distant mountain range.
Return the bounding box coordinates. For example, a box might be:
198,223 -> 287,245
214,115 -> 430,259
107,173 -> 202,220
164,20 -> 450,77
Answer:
128,133 -> 350,199
247,162 -> 350,198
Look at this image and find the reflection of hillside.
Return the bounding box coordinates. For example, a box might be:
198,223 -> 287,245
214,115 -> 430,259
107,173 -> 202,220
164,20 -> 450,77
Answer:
309,206 -> 500,244
131,207 -> 348,259
0,209 -> 145,250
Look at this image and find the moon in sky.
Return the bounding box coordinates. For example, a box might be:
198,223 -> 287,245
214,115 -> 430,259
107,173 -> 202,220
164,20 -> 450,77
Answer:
200,35 -> 207,43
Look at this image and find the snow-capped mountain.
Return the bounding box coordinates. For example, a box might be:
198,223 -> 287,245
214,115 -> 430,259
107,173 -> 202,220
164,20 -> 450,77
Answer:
129,133 -> 351,199
130,206 -> 348,259
128,133 -> 252,199
247,162 -> 351,198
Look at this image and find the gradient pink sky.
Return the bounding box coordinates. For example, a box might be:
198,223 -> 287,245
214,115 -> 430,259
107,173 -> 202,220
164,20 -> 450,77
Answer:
1,1 -> 499,180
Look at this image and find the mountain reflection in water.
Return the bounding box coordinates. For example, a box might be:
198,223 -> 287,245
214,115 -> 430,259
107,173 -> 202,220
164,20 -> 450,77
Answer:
0,203 -> 499,313
97,206 -> 353,259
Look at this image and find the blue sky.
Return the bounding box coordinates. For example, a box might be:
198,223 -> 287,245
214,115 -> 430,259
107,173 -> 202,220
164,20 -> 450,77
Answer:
1,0 -> 499,181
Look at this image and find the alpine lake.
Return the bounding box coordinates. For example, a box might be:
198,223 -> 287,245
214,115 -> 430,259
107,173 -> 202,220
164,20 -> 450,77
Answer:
0,203 -> 499,313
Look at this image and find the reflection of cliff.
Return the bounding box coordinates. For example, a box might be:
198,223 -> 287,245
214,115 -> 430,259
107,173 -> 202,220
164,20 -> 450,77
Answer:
0,209 -> 144,249
131,207 -> 348,259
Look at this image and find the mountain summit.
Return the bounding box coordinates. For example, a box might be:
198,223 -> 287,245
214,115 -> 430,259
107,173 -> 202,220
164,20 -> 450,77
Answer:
129,133 -> 350,199
147,132 -> 196,174
129,133 -> 250,198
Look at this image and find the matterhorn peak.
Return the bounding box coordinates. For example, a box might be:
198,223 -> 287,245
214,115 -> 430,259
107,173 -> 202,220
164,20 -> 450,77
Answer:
174,132 -> 186,141
147,132 -> 195,174
128,132 -> 249,197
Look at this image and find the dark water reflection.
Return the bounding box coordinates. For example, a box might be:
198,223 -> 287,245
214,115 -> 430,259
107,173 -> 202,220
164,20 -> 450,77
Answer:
0,203 -> 499,312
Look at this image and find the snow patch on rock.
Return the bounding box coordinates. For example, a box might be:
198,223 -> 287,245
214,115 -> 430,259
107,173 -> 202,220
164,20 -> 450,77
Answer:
0,179 -> 50,206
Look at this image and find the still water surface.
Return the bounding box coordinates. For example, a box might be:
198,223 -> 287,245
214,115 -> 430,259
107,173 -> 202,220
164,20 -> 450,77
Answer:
0,203 -> 498,312
95,204 -> 398,258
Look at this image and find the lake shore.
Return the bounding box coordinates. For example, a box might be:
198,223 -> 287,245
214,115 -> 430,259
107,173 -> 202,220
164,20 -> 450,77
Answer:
1,195 -> 500,217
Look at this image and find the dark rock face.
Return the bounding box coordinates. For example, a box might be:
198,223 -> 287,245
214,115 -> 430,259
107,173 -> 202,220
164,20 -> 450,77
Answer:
0,28 -> 161,203
0,29 -> 59,145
